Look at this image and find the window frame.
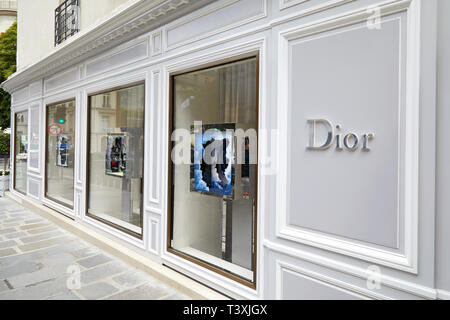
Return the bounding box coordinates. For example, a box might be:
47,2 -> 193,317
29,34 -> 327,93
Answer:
54,0 -> 80,46
44,98 -> 77,210
166,54 -> 260,289
13,110 -> 28,196
85,81 -> 146,239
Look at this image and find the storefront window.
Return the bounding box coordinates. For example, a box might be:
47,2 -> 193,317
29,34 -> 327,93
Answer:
45,100 -> 76,208
169,57 -> 258,285
14,111 -> 28,194
87,83 -> 145,236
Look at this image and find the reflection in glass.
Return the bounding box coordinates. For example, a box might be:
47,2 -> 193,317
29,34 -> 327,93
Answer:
170,58 -> 258,283
46,101 -> 76,207
14,111 -> 28,194
88,84 -> 145,236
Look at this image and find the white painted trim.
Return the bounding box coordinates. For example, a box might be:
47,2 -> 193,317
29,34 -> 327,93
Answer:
264,240 -> 437,299
276,0 -> 355,21
276,260 -> 392,300
82,214 -> 146,250
279,0 -> 309,11
160,36 -> 266,300
1,0 -> 216,92
437,289 -> 450,300
147,69 -> 162,208
41,197 -> 75,219
151,30 -> 163,56
275,0 -> 419,273
80,71 -> 148,249
41,91 -> 78,220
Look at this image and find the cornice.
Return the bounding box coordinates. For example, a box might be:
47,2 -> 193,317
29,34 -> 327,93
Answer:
1,0 -> 215,93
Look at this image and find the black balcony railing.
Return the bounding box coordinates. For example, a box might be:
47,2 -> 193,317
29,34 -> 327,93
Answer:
55,0 -> 80,46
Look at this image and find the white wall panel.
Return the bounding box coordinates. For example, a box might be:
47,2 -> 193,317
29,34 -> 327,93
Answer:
85,40 -> 149,77
44,67 -> 79,92
276,0 -> 420,273
165,0 -> 267,50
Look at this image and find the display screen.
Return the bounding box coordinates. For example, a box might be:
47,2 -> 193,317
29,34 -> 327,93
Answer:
191,123 -> 235,198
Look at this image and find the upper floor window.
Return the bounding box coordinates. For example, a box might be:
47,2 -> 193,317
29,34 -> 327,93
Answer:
55,0 -> 80,46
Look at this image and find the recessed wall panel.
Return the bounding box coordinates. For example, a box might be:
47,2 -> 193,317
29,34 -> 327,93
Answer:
166,0 -> 266,50
280,267 -> 367,300
285,16 -> 406,249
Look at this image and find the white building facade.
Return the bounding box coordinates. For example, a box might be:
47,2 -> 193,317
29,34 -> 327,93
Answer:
2,0 -> 449,300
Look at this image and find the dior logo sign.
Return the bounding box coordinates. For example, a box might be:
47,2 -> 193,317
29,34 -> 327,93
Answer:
307,119 -> 374,151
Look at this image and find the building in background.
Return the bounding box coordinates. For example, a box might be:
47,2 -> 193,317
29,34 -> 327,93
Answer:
1,0 -> 450,300
0,0 -> 16,34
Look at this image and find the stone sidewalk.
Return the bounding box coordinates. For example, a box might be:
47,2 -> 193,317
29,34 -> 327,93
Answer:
0,197 -> 190,300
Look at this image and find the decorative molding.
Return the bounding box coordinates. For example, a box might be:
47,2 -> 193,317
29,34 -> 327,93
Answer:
276,0 -> 419,273
275,260 -> 391,300
1,0 -> 215,93
12,86 -> 29,104
274,0 -> 356,24
85,38 -> 149,78
279,0 -> 309,11
264,240 -> 437,300
151,30 -> 163,56
437,290 -> 450,300
44,67 -> 79,93
147,69 -> 162,208
165,0 -> 268,51
41,197 -> 75,219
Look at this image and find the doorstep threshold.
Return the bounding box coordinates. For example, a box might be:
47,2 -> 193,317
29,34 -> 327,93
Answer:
5,192 -> 228,300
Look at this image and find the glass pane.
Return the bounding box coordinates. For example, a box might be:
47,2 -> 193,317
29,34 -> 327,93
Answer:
88,84 -> 145,236
46,100 -> 76,207
14,111 -> 28,194
170,57 -> 258,282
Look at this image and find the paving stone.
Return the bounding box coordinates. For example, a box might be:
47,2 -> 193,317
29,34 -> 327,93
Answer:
9,211 -> 32,216
23,218 -> 44,224
19,223 -> 51,231
20,230 -> 64,244
0,280 -> 11,293
0,240 -> 17,249
106,283 -> 173,300
3,217 -> 25,223
47,291 -> 81,300
0,260 -> 42,279
0,248 -> 17,258
4,231 -> 27,239
0,251 -> 44,267
7,267 -> 59,288
163,293 -> 191,300
0,197 -> 189,300
26,225 -> 58,235
37,254 -> 78,277
39,241 -> 87,257
2,223 -> 21,228
77,282 -> 119,300
81,262 -> 127,285
0,276 -> 70,300
70,246 -> 100,259
0,228 -> 17,235
112,270 -> 151,288
77,254 -> 111,269
18,236 -> 70,252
